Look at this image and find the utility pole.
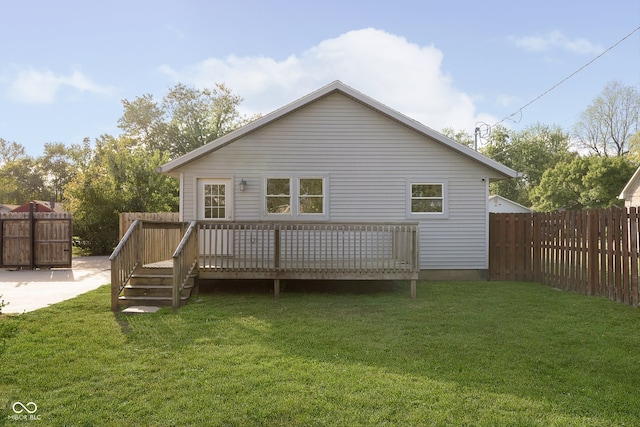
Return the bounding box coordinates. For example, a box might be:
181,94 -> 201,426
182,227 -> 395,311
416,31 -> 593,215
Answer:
474,126 -> 480,151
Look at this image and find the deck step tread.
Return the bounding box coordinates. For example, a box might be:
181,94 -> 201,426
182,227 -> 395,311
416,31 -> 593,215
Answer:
125,283 -> 194,288
131,274 -> 173,278
131,273 -> 197,278
125,284 -> 171,289
119,295 -> 189,301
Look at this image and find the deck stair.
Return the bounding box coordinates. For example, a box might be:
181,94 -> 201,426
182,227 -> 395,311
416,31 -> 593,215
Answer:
118,266 -> 195,307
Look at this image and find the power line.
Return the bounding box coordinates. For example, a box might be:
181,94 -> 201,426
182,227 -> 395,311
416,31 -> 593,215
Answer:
493,25 -> 640,128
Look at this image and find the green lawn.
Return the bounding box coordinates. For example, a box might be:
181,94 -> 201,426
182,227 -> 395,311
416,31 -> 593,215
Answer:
1,281 -> 639,426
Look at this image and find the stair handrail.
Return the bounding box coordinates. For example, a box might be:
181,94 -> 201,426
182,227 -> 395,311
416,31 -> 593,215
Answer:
109,219 -> 142,311
172,220 -> 199,310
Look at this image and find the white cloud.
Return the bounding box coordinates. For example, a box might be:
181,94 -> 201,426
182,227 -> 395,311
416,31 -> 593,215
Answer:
159,28 -> 496,133
495,94 -> 520,108
7,68 -> 114,104
509,31 -> 603,55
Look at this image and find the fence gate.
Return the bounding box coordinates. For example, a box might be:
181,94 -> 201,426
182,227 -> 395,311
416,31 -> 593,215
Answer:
0,212 -> 72,268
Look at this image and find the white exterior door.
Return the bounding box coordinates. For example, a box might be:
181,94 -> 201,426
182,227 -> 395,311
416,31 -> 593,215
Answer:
198,179 -> 233,255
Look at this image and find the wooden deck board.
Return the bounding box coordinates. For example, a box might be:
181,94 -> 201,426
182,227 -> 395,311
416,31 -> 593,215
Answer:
146,256 -> 415,274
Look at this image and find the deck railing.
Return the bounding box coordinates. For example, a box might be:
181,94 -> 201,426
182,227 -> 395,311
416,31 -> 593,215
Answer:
110,220 -> 186,310
109,220 -> 142,311
172,221 -> 199,309
112,220 -> 420,309
196,221 -> 419,280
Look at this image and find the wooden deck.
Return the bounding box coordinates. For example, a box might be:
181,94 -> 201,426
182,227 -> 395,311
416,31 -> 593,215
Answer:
146,256 -> 417,279
111,220 -> 419,310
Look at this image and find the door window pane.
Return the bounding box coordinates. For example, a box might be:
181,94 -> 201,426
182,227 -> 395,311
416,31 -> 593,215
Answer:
203,184 -> 226,219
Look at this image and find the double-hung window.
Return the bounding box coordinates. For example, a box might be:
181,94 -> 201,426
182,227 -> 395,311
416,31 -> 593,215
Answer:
266,178 -> 291,214
299,178 -> 324,215
411,183 -> 444,214
265,177 -> 325,216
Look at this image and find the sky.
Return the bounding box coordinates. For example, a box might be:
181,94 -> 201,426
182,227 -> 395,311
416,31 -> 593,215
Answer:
1,0 -> 639,156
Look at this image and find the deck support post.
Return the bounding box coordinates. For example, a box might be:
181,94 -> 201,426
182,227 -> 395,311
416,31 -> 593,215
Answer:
410,279 -> 416,299
110,260 -> 119,311
274,279 -> 280,300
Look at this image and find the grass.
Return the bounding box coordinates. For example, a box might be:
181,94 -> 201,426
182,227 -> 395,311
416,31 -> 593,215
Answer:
1,281 -> 639,426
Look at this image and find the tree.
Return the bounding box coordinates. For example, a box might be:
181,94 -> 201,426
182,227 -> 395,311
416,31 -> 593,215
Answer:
628,130 -> 640,162
0,138 -> 26,163
573,80 -> 640,157
118,83 -> 259,158
531,156 -> 637,211
440,127 -> 474,148
0,145 -> 47,203
481,124 -> 575,207
38,142 -> 79,203
118,94 -> 167,150
64,135 -> 179,254
64,82 -> 255,253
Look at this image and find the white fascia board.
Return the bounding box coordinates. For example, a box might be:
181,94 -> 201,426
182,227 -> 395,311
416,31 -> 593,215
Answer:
619,166 -> 640,199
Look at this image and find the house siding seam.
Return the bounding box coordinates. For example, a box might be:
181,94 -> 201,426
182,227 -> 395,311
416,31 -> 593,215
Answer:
178,93 -> 504,270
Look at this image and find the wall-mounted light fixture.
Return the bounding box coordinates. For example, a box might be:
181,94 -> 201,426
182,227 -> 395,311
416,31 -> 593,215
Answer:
239,179 -> 247,192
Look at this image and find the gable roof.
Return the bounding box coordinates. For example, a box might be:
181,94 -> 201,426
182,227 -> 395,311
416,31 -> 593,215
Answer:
158,80 -> 520,179
0,204 -> 19,213
488,195 -> 532,213
619,165 -> 640,200
10,200 -> 65,213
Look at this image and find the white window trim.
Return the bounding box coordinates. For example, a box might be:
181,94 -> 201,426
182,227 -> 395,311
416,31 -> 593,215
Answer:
262,176 -> 329,219
407,179 -> 448,219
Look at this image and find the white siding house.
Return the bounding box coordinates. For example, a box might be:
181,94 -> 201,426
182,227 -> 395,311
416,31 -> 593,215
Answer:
488,195 -> 532,213
619,166 -> 640,207
158,81 -> 519,279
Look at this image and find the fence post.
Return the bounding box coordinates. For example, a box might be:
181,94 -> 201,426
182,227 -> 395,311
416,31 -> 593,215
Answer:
29,202 -> 35,270
621,207 -> 630,305
614,208 -> 623,303
532,213 -> 541,283
587,210 -> 599,296
630,207 -> 639,307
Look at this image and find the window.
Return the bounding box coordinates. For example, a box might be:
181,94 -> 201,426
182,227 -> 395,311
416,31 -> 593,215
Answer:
264,176 -> 327,217
266,178 -> 291,214
203,183 -> 226,219
411,183 -> 443,213
299,178 -> 324,214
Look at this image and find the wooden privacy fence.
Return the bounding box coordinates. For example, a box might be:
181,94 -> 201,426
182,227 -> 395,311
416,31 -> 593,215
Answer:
489,207 -> 639,307
0,211 -> 72,268
119,212 -> 180,238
